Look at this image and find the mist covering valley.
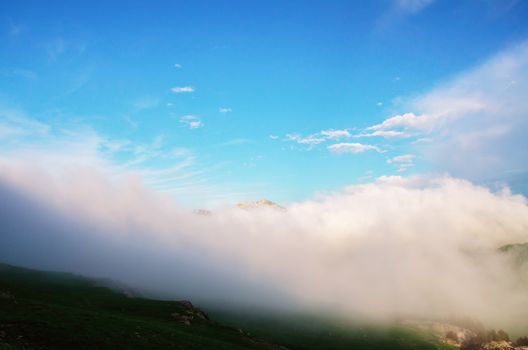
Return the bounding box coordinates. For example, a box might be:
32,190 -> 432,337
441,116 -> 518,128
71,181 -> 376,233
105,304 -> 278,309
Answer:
2,1 -> 528,349
1,156 -> 528,336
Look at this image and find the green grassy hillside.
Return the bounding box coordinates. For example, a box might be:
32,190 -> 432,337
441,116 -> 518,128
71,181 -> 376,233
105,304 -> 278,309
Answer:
0,263 -> 281,350
0,263 -> 455,350
209,310 -> 456,350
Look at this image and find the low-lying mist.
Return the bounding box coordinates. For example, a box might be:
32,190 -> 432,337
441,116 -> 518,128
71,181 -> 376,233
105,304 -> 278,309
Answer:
1,158 -> 528,333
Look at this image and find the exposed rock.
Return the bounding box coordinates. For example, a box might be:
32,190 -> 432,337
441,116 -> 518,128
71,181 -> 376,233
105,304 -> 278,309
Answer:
171,312 -> 193,326
171,300 -> 210,325
481,341 -> 514,350
402,320 -> 476,346
179,300 -> 194,310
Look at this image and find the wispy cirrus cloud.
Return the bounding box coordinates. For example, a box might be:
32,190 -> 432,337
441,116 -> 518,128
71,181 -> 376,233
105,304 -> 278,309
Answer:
285,129 -> 351,146
220,138 -> 253,146
376,0 -> 435,32
387,154 -> 415,164
179,115 -> 203,129
0,68 -> 37,80
8,21 -> 27,37
171,86 -> 194,93
132,96 -> 160,110
219,107 -> 232,113
286,133 -> 326,145
355,130 -> 411,139
43,37 -> 67,60
0,106 -> 50,140
387,154 -> 416,173
397,0 -> 435,14
320,129 -> 351,139
328,142 -> 381,154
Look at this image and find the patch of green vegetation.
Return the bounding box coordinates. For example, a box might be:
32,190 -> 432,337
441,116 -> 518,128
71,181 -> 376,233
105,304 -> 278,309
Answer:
209,309 -> 456,350
0,263 -> 276,350
0,262 -> 456,350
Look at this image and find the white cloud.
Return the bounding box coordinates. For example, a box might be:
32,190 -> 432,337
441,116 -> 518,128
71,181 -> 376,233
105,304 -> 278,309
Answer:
219,107 -> 232,113
389,41 -> 528,187
269,135 -> 279,140
388,154 -> 416,172
367,112 -> 431,131
328,142 -> 381,154
1,163 -> 528,330
0,106 -> 50,140
285,129 -> 352,147
286,133 -> 326,145
355,130 -> 411,139
179,115 -> 203,129
320,129 -> 351,139
174,63 -> 182,69
387,154 -> 416,164
171,86 -> 194,93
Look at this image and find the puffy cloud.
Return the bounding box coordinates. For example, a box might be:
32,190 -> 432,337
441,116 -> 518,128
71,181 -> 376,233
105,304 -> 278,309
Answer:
387,154 -> 415,164
366,112 -> 431,131
1,157 -> 528,332
328,142 -> 381,154
414,42 -> 528,187
320,129 -> 351,139
366,42 -> 528,190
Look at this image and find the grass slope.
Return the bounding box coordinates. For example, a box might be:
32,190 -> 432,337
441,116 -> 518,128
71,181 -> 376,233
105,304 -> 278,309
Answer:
0,263 -> 280,350
209,309 -> 456,350
0,263 -> 455,350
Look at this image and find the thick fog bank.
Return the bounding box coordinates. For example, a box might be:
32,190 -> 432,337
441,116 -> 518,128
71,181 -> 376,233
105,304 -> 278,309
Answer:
1,161 -> 528,332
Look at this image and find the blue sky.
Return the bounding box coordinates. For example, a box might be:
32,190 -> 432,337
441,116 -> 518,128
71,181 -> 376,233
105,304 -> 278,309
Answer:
1,0 -> 528,206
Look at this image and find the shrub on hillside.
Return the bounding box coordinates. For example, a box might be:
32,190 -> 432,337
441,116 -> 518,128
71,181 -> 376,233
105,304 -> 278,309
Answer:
461,334 -> 486,350
445,330 -> 458,342
516,336 -> 528,346
496,329 -> 509,342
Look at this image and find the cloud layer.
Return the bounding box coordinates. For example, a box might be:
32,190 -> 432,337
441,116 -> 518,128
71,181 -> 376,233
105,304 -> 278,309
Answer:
1,155 -> 527,333
369,42 -> 528,188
